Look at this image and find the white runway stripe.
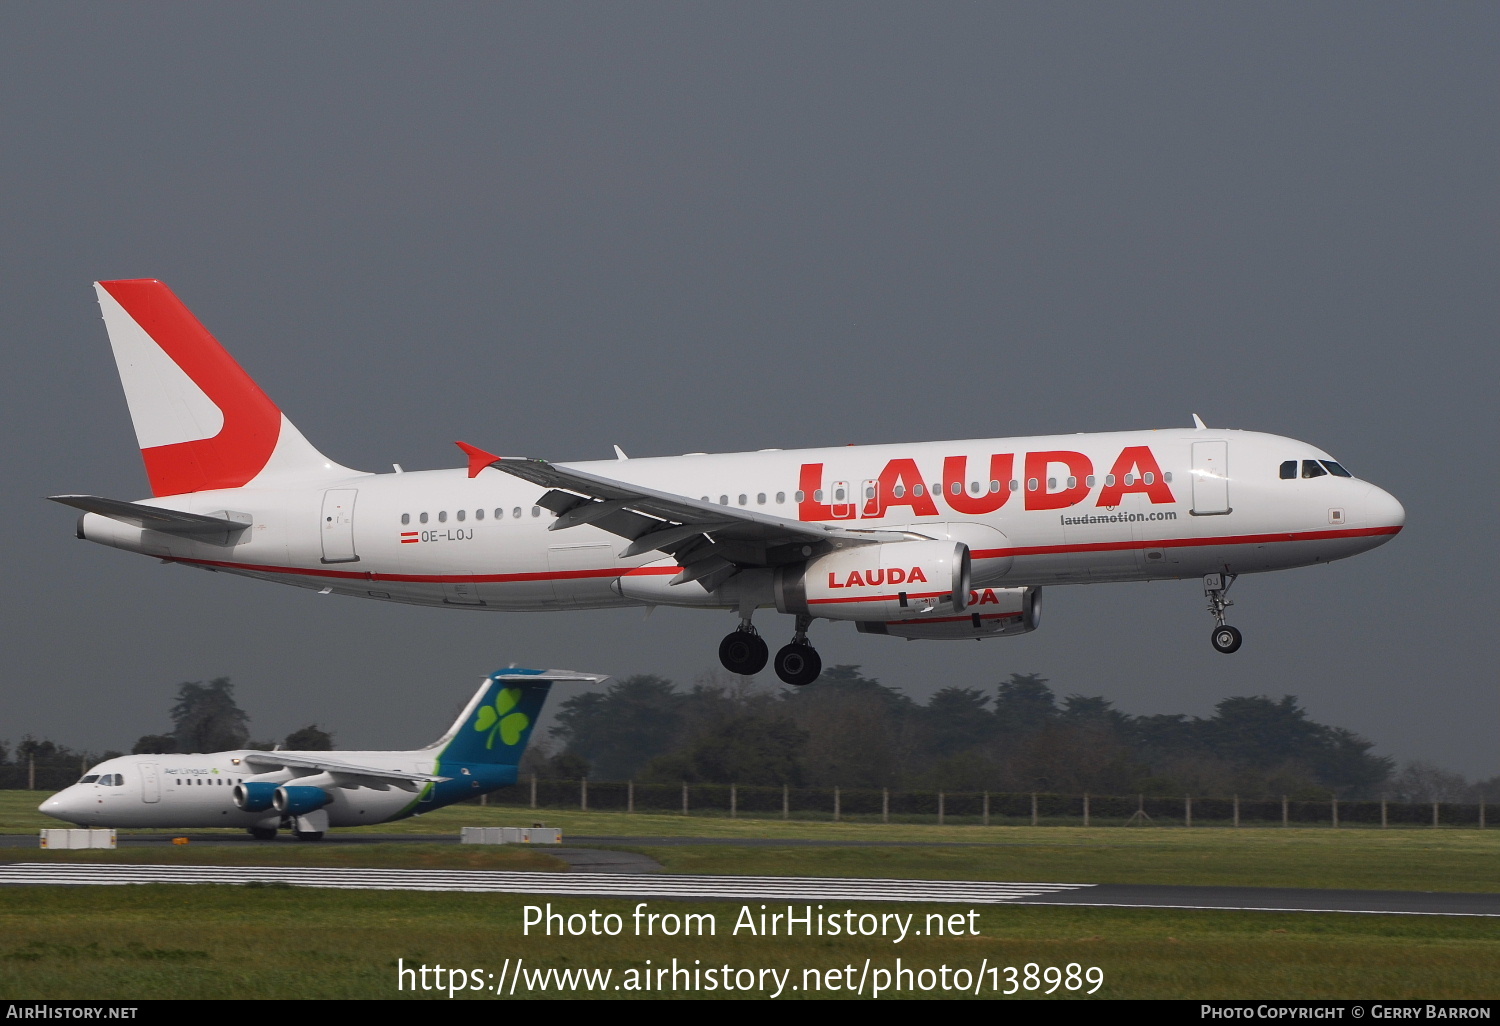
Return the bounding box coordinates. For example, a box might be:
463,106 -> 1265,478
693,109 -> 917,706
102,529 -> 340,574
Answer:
0,863 -> 1090,903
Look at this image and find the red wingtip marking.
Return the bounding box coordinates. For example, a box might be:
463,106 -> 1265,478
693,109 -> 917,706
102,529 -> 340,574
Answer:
455,441 -> 502,478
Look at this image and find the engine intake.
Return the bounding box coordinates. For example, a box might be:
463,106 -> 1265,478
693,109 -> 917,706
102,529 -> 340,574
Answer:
233,781 -> 279,812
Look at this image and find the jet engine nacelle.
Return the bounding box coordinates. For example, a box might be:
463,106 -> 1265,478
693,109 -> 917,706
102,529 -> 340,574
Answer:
273,785 -> 333,816
776,541 -> 971,621
857,586 -> 1042,640
233,781 -> 279,812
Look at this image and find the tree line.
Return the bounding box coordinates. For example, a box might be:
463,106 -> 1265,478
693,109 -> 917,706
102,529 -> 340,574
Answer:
526,667 -> 1495,801
3,670 -> 1492,800
0,677 -> 332,790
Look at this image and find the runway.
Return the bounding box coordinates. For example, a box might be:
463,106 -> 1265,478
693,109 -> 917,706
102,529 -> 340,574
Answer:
0,862 -> 1496,916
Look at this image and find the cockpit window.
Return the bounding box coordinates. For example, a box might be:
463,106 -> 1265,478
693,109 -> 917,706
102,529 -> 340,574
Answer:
79,774 -> 99,784
1280,460 -> 1297,480
1301,460 -> 1327,479
1320,460 -> 1352,478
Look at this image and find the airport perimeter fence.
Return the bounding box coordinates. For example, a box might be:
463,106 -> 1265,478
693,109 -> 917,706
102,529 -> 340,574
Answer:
474,779 -> 1492,829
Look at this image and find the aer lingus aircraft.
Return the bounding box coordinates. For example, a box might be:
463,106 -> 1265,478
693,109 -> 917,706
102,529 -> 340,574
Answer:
54,280 -> 1404,685
39,668 -> 604,840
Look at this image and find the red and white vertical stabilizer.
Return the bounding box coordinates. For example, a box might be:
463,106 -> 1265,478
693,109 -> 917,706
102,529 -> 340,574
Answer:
93,279 -> 361,496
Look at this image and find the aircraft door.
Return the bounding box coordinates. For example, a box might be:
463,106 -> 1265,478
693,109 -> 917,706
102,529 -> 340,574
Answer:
830,481 -> 853,520
1191,442 -> 1231,516
140,763 -> 160,804
861,479 -> 880,518
320,489 -> 360,563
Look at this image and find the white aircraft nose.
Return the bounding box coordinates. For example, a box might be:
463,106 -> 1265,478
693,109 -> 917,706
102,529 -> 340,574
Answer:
1363,483 -> 1405,533
39,790 -> 86,823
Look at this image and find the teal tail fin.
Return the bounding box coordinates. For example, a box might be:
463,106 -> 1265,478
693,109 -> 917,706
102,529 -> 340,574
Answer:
428,668 -> 608,767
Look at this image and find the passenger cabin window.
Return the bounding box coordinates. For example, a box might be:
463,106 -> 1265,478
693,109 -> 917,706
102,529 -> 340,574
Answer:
419,512 -> 429,524
1280,461 -> 1297,480
1321,460 -> 1353,478
475,509 -> 484,520
438,511 -> 448,522
401,513 -> 410,525
512,508 -> 521,519
1302,460 -> 1327,479
456,509 -> 466,522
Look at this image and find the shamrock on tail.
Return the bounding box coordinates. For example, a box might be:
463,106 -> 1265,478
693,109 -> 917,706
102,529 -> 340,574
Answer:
474,687 -> 530,748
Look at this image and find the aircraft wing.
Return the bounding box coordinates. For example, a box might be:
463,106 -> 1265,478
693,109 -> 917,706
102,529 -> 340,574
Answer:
462,445 -> 920,593
240,751 -> 446,792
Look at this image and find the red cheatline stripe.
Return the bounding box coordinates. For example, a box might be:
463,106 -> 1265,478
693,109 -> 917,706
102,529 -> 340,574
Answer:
171,558 -> 682,585
169,524 -> 1399,587
808,590 -> 949,606
971,524 -> 1400,560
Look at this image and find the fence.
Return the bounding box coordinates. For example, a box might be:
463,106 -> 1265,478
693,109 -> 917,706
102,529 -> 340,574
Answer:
475,778 -> 1492,829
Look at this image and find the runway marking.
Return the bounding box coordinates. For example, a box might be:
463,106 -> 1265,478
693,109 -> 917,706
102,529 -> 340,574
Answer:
1008,899 -> 1500,918
0,863 -> 1087,903
3,865 -> 1494,916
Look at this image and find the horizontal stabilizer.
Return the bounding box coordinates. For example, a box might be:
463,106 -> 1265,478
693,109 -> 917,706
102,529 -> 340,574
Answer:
49,495 -> 251,539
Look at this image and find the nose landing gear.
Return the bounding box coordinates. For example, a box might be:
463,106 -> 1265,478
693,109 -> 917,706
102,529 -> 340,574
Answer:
1205,573 -> 1242,653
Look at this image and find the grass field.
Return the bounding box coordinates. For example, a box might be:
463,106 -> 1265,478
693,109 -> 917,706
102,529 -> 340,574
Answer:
0,887 -> 1493,1000
4,792 -> 1496,999
6,791 -> 1498,890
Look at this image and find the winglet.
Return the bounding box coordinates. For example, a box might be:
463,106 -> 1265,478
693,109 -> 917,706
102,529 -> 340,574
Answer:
455,441 -> 502,478
1191,413 -> 1207,430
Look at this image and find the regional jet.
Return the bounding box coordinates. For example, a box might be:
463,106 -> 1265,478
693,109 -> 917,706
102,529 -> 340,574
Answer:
53,281 -> 1405,685
39,668 -> 604,840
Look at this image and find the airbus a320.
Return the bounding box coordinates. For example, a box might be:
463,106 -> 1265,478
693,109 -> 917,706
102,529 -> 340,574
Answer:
53,280 -> 1405,685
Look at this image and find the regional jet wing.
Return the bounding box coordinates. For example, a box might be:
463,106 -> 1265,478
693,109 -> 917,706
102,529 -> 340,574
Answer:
457,444 -> 920,593
240,751 -> 446,792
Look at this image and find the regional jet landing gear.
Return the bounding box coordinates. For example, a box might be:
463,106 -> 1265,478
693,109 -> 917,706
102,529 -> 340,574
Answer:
717,611 -> 822,686
1204,573 -> 1242,654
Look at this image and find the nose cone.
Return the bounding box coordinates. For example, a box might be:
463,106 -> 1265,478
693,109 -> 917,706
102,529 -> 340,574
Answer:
39,790 -> 86,824
1362,483 -> 1406,535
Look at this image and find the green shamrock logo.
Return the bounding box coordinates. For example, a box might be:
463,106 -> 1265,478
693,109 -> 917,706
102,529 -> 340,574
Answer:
474,687 -> 529,748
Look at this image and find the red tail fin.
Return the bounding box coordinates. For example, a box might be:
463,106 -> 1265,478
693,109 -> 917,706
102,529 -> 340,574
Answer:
94,280 -> 352,495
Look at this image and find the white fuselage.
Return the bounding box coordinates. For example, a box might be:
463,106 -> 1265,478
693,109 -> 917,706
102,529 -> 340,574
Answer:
39,751 -> 436,830
75,428 -> 1404,615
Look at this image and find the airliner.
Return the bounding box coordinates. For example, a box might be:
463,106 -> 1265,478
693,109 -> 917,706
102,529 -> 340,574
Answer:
39,667 -> 603,840
53,280 -> 1405,685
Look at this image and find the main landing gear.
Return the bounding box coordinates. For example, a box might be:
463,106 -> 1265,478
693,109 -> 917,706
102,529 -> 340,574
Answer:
717,613 -> 822,686
1205,573 -> 1243,654
718,624 -> 769,676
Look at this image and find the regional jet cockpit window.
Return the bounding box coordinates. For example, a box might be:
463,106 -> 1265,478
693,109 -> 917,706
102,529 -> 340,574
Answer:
1302,460 -> 1328,479
1320,460 -> 1352,478
79,775 -> 99,784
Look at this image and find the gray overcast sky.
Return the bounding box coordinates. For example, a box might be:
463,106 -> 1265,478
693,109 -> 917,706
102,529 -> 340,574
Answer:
1,3 -> 1495,776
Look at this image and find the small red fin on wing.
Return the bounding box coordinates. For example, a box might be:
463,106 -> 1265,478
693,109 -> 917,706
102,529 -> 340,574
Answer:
455,441 -> 502,478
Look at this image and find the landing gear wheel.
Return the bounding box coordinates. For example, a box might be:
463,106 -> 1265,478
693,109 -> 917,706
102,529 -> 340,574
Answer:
774,642 -> 822,687
247,827 -> 277,841
293,831 -> 324,842
718,630 -> 769,675
1211,624 -> 1243,654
